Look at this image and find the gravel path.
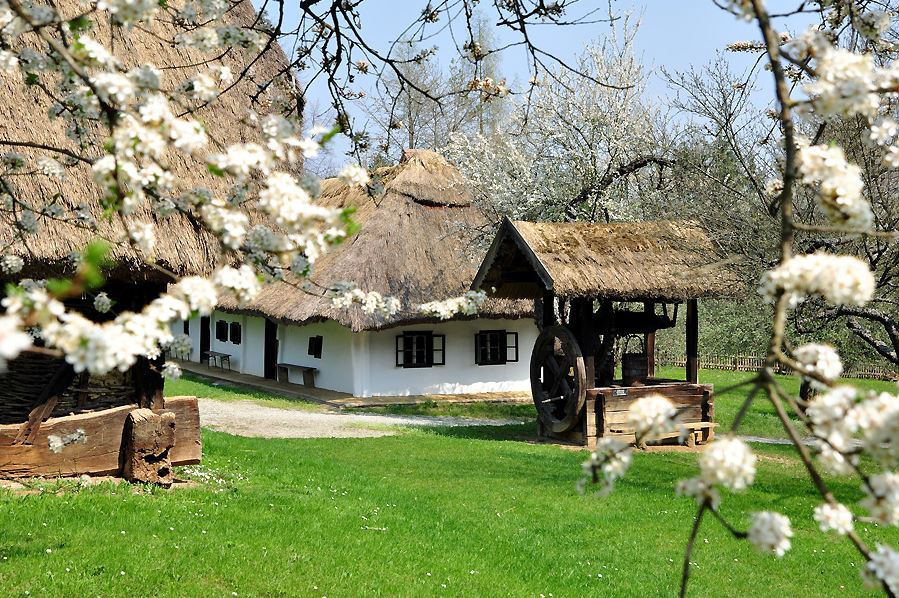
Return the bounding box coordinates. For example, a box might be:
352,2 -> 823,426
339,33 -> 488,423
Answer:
198,398 -> 523,439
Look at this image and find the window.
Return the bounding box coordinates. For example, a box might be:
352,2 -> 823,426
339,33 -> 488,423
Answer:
229,322 -> 242,345
475,330 -> 519,366
396,331 -> 445,368
183,319 -> 190,335
215,320 -> 228,342
308,335 -> 323,359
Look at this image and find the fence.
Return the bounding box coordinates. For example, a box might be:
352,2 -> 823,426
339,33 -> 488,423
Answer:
655,351 -> 898,381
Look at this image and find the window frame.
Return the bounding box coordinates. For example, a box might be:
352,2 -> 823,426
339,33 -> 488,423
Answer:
475,330 -> 519,366
396,331 -> 445,368
215,320 -> 228,342
229,321 -> 242,345
308,335 -> 323,359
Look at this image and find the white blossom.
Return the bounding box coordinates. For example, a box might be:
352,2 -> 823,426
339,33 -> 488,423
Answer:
331,284 -> 400,317
338,164 -> 370,187
418,291 -> 487,320
867,544 -> 899,595
627,394 -> 676,438
578,438 -> 632,496
748,511 -> 793,557
814,502 -> 853,535
797,143 -> 873,230
1,254 -> 23,274
213,265 -> 260,306
162,361 -> 182,380
0,314 -> 31,370
793,343 -> 843,389
862,472 -> 899,526
93,292 -> 112,313
759,253 -> 875,308
701,437 -> 756,491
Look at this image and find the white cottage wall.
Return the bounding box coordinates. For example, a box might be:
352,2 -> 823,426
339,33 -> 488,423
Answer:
279,320 -> 355,393
241,316 -> 267,378
170,317 -> 201,362
209,311 -> 245,370
363,318 -> 538,397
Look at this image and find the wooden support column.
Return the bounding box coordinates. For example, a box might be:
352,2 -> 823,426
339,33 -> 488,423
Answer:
539,289 -> 556,329
135,355 -> 165,410
570,298 -> 597,388
644,301 -> 656,378
596,300 -> 616,387
686,299 -> 699,384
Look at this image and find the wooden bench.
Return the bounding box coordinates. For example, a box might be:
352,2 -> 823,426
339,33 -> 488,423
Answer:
203,351 -> 231,370
277,363 -> 318,387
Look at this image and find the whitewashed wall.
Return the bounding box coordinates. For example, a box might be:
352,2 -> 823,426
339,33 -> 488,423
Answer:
208,311 -> 245,370
360,318 -> 538,397
170,317 -> 201,362
279,320 -> 355,393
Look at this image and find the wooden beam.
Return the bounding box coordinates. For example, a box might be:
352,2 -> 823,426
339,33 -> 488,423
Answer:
686,299 -> 699,384
570,298 -> 597,388
644,302 -> 656,378
0,397 -> 200,478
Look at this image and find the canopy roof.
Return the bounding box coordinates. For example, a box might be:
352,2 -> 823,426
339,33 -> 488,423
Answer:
472,218 -> 741,302
219,150 -> 531,331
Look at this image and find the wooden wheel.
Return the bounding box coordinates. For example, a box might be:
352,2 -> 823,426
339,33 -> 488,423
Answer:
530,325 -> 587,433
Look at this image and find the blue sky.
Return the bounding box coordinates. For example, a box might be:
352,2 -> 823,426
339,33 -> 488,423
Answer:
264,1 -> 798,161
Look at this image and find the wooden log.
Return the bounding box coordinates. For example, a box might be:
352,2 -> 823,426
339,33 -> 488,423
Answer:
122,409 -> 175,487
165,396 -> 202,465
0,397 -> 201,478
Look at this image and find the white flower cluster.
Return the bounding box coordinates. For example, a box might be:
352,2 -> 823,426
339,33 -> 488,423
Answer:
418,291 -> 487,320
678,437 -> 756,509
213,265 -> 260,306
578,437 -> 632,496
331,285 -> 401,317
867,544 -> 899,595
759,253 -> 875,308
93,292 -> 112,313
813,502 -> 853,535
793,343 -> 843,389
1,253 -> 23,274
862,473 -> 899,526
796,143 -> 873,230
162,361 -> 182,380
338,164 -> 371,187
626,394 -> 676,438
748,511 -> 793,557
0,314 -> 32,371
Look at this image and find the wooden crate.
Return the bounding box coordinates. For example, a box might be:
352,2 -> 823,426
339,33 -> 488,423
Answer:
585,383 -> 713,449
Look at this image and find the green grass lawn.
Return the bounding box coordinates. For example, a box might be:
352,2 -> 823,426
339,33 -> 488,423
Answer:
165,373 -> 326,412
1,420 -> 896,596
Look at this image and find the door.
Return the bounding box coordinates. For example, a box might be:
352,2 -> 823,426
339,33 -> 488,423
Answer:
200,316 -> 211,363
264,319 -> 279,380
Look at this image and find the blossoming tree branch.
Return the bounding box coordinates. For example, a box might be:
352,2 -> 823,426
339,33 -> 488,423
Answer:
579,1 -> 899,596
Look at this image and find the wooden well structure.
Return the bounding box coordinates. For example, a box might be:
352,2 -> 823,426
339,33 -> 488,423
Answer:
473,218 -> 740,448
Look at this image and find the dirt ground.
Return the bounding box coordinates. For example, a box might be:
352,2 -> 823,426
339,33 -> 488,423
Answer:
198,398 -> 523,439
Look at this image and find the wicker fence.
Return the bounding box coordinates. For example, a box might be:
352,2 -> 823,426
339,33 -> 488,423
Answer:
655,351 -> 898,381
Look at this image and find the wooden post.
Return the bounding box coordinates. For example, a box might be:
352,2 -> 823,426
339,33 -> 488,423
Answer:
644,301 -> 656,378
596,300 -> 615,386
135,355 -> 165,410
686,299 -> 699,384
540,289 -> 556,329
570,298 -> 597,389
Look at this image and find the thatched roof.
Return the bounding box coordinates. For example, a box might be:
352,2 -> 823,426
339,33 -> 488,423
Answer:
472,218 -> 742,301
0,1 -> 296,283
220,150 -> 531,331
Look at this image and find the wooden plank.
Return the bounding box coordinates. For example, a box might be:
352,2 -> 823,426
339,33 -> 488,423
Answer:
0,397 -> 201,477
602,406 -> 703,427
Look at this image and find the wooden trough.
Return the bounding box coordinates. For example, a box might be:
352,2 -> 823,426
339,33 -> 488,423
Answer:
473,218 -> 740,448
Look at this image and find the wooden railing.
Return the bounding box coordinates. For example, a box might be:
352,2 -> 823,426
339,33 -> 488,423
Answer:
655,351 -> 899,381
